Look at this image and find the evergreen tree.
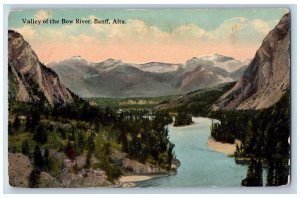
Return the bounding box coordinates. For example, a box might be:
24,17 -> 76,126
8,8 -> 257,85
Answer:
69,128 -> 75,141
268,159 -> 289,186
33,124 -> 48,143
241,158 -> 263,186
76,131 -> 85,154
86,132 -> 95,152
13,115 -> 21,131
28,169 -> 41,188
84,150 -> 92,168
44,148 -> 50,170
120,132 -> 129,153
256,160 -> 263,186
26,108 -> 41,131
21,140 -> 30,157
33,145 -> 44,170
174,111 -> 193,126
58,127 -> 66,140
267,160 -> 275,186
65,141 -> 76,159
8,121 -> 14,135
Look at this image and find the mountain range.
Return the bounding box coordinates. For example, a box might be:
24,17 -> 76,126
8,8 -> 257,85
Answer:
47,53 -> 249,98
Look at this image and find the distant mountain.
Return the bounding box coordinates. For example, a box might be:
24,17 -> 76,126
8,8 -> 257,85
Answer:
8,30 -> 73,106
214,13 -> 290,110
185,53 -> 249,73
179,65 -> 232,91
48,54 -> 247,98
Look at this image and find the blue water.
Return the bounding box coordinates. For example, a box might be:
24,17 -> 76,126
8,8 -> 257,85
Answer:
137,117 -> 266,187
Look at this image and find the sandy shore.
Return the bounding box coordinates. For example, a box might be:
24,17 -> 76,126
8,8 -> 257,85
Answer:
119,175 -> 153,183
207,138 -> 241,155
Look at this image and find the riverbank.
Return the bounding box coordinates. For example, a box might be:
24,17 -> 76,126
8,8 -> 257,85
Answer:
118,174 -> 169,187
119,175 -> 153,183
207,138 -> 241,155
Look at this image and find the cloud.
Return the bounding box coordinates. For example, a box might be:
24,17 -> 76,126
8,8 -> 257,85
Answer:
172,24 -> 210,41
14,26 -> 35,40
87,16 -> 273,46
70,34 -> 96,43
211,17 -> 272,45
15,15 -> 275,47
14,23 -> 79,44
34,10 -> 51,20
89,17 -> 171,43
11,15 -> 277,63
251,19 -> 271,34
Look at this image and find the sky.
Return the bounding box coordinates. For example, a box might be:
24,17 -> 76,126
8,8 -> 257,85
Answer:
9,8 -> 289,64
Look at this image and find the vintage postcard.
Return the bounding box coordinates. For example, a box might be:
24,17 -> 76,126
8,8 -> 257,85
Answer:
7,8 -> 290,188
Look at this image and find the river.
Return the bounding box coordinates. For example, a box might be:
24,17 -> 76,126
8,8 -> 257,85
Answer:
136,117 -> 266,187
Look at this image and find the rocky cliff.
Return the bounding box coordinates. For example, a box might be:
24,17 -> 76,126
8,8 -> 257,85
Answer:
8,30 -> 73,106
215,13 -> 290,110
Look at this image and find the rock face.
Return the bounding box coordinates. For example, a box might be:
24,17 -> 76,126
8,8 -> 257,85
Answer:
56,151 -> 112,188
8,153 -> 61,188
8,152 -> 112,188
120,158 -> 168,174
8,30 -> 73,106
110,148 -> 179,175
8,153 -> 32,187
215,13 -> 290,110
38,172 -> 61,188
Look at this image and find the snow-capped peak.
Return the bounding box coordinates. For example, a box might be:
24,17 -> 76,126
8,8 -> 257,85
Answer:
71,55 -> 82,60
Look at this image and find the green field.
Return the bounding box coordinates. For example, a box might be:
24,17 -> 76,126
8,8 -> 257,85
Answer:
86,95 -> 180,109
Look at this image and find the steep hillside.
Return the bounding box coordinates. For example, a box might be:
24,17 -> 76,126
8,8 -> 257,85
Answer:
156,82 -> 236,116
8,30 -> 73,106
229,65 -> 248,80
214,13 -> 290,110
